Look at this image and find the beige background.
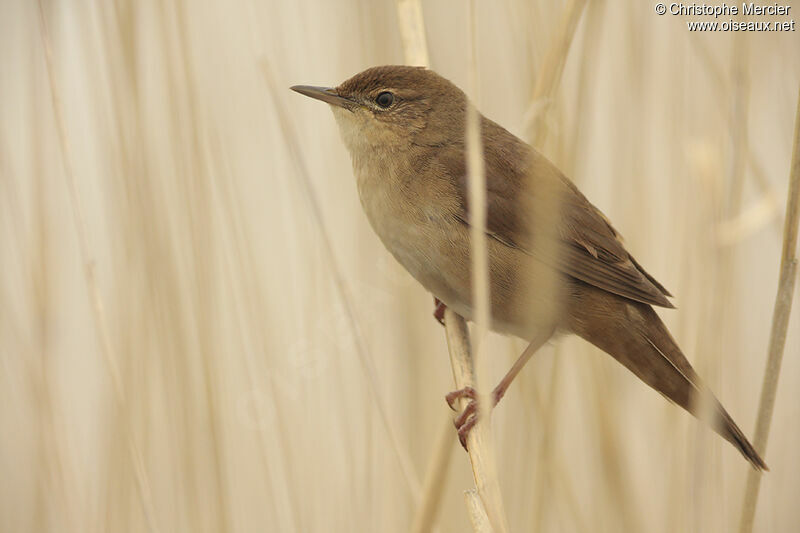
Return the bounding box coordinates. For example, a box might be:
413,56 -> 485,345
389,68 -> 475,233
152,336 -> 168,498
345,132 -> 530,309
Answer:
1,1 -> 799,532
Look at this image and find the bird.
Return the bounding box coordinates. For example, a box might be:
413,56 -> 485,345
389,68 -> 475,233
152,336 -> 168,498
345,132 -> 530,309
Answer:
290,65 -> 767,470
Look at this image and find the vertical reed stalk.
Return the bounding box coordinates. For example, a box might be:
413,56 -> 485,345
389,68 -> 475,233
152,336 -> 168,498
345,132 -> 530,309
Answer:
396,0 -> 430,67
525,0 -> 588,147
464,490 -> 492,533
738,86 -> 800,533
443,308 -> 508,533
463,1 -> 510,531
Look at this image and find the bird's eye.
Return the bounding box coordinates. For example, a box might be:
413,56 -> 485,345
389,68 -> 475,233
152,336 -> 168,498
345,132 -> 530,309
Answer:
375,92 -> 394,108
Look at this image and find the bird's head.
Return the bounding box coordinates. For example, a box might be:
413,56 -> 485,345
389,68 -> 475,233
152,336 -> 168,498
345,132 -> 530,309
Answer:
291,66 -> 467,154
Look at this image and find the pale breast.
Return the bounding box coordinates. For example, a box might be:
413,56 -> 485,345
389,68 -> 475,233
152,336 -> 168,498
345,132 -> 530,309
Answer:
352,153 -> 473,312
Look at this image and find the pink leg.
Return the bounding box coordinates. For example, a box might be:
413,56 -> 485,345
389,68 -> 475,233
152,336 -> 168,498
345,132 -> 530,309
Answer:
446,329 -> 552,449
433,297 -> 447,326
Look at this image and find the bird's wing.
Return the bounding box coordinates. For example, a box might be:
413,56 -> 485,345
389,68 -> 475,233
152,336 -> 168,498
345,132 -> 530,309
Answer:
442,117 -> 674,308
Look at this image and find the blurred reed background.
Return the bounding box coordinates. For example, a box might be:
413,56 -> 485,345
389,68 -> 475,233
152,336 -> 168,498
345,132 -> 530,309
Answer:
1,0 -> 799,531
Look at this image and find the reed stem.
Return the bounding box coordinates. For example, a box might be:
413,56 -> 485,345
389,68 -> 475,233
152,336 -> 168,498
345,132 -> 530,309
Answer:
738,85 -> 800,533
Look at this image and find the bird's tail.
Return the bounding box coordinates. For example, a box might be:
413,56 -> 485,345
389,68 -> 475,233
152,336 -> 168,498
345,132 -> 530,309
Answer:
576,301 -> 767,470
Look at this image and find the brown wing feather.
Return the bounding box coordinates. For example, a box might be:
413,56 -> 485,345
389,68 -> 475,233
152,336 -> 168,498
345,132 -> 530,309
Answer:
447,117 -> 674,309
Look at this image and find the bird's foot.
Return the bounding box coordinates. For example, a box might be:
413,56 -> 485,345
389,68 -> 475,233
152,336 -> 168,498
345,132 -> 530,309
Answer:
433,297 -> 447,326
445,386 -> 505,449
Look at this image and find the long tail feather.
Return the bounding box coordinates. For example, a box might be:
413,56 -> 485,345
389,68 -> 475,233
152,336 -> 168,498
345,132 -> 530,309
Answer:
574,298 -> 767,470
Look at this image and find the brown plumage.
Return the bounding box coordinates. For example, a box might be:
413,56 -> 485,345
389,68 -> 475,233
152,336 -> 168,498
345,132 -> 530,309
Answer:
291,65 -> 767,470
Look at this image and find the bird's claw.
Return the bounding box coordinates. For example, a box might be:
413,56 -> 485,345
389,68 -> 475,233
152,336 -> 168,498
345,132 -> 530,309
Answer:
456,412 -> 478,449
445,386 -> 483,450
445,385 -> 507,449
445,386 -> 477,410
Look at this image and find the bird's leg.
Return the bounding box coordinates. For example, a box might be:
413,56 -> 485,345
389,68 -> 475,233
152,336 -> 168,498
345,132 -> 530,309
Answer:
445,329 -> 552,449
433,297 -> 447,326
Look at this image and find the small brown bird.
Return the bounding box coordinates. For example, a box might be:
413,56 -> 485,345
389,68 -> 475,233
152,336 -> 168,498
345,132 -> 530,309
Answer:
291,65 -> 766,470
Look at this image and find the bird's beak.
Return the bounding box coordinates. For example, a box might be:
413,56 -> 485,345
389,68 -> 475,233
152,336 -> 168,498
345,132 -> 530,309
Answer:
290,85 -> 355,110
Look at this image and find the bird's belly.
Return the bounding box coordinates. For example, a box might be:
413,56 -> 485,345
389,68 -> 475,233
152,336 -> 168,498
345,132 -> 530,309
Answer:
365,198 -> 470,306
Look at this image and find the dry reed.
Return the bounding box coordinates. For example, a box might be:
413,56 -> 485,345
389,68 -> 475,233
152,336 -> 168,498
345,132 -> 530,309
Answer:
738,86 -> 800,533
